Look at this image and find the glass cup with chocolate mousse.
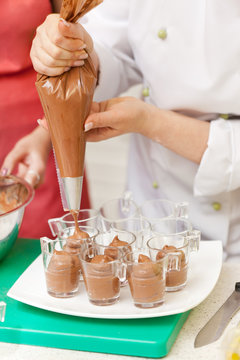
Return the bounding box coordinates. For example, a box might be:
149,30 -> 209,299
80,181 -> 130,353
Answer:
41,237 -> 81,298
122,249 -> 169,308
41,225 -> 98,298
81,243 -> 126,306
147,226 -> 201,291
94,230 -> 136,286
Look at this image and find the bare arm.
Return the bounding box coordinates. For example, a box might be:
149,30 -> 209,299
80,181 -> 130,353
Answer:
84,97 -> 210,165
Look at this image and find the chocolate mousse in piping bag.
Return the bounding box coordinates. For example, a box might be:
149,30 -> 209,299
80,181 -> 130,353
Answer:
36,0 -> 102,211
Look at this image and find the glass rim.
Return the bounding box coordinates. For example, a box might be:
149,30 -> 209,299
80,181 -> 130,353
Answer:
122,248 -> 168,264
94,230 -> 136,247
110,217 -> 151,228
99,197 -> 139,219
81,246 -> 121,265
147,235 -> 188,252
57,225 -> 99,240
51,209 -> 99,224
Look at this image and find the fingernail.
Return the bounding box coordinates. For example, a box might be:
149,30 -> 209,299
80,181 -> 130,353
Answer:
59,18 -> 70,27
1,168 -> 8,176
79,44 -> 87,50
64,67 -> 71,71
73,60 -> 84,67
78,53 -> 88,60
84,122 -> 93,132
37,119 -> 41,126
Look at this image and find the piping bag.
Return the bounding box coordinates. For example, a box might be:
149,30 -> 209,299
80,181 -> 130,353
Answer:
36,0 -> 102,211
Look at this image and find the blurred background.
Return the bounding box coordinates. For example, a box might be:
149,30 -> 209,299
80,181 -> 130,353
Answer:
85,84 -> 141,209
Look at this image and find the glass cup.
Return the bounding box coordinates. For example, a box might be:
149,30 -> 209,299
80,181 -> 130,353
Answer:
98,194 -> 139,231
48,209 -> 99,236
111,217 -> 152,249
81,244 -> 125,306
138,199 -> 189,223
147,231 -> 200,291
150,217 -> 200,252
40,237 -> 82,298
94,230 -> 136,286
122,249 -> 169,308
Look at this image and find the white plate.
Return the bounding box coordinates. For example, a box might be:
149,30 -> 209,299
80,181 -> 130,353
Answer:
7,240 -> 222,319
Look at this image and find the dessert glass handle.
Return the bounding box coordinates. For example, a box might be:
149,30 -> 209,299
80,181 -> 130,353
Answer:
121,191 -> 133,214
0,301 -> 6,322
48,217 -> 62,237
174,201 -> 189,219
186,230 -> 201,252
117,263 -> 127,282
167,253 -> 180,271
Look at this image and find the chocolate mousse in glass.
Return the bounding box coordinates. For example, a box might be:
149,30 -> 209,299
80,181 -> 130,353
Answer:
94,230 -> 136,286
40,225 -> 98,298
81,244 -> 125,306
41,237 -> 81,298
123,249 -> 167,308
147,232 -> 200,291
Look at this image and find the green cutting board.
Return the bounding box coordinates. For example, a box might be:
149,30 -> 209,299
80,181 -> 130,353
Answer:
0,238 -> 189,358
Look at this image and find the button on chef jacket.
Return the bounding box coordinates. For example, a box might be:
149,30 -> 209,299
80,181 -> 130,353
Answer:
83,0 -> 240,262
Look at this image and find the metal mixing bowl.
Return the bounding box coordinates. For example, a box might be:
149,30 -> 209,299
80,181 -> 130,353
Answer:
0,175 -> 34,261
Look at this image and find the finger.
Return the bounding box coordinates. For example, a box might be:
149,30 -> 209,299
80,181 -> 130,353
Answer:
31,54 -> 71,76
37,118 -> 49,131
35,44 -> 87,68
84,110 -> 113,132
40,29 -> 88,61
58,19 -> 93,52
1,149 -> 26,175
85,127 -> 121,142
25,169 -> 41,188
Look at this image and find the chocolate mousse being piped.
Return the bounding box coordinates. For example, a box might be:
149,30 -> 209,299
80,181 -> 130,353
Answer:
127,253 -> 165,308
157,245 -> 187,289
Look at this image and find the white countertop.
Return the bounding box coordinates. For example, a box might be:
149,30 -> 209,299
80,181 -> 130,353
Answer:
1,262 -> 240,360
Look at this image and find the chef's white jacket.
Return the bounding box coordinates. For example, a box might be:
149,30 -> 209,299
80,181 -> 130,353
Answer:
84,0 -> 240,261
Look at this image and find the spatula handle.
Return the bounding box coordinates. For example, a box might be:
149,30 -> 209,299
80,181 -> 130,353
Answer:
235,282 -> 240,292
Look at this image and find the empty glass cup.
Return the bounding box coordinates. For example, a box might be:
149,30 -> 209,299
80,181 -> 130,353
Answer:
81,244 -> 126,306
48,209 -> 99,236
151,217 -> 200,252
139,199 -> 188,223
98,194 -> 139,231
122,249 -> 169,308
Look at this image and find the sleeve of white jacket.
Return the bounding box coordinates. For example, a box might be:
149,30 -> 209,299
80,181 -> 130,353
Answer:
194,118 -> 240,196
83,0 -> 142,101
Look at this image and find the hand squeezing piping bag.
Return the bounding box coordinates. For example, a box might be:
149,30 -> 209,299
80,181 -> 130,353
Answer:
35,0 -> 102,211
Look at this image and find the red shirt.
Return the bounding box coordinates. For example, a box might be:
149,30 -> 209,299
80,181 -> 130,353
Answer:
0,0 -> 90,238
